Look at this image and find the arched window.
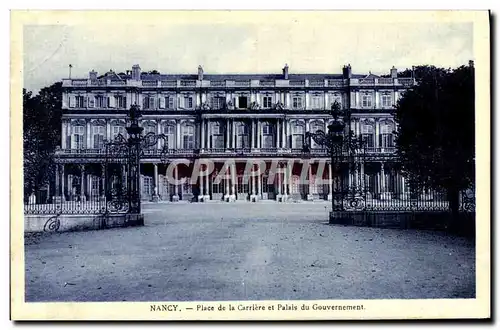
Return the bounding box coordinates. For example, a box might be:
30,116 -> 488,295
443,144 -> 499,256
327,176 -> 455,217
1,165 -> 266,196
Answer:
92,125 -> 105,149
236,122 -> 249,149
211,121 -> 224,149
262,122 -> 274,148
310,121 -> 324,148
72,125 -> 85,149
380,122 -> 394,148
291,122 -> 305,149
161,124 -> 175,149
182,124 -> 195,149
361,123 -> 375,148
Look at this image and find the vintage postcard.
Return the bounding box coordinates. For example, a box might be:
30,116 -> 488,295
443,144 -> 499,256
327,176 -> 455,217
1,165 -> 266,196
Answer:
10,10 -> 490,320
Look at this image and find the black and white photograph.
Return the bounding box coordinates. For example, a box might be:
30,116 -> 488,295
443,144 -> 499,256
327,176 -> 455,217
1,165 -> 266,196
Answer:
10,10 -> 490,320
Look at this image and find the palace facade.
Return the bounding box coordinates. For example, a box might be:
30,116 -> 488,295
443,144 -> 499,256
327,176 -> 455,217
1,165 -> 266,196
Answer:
55,64 -> 415,203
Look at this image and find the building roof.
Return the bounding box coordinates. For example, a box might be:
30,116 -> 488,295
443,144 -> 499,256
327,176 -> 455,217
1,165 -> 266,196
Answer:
97,71 -> 363,81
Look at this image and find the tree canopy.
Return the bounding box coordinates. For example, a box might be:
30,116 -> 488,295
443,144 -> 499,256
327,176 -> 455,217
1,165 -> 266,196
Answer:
394,64 -> 475,214
23,82 -> 63,199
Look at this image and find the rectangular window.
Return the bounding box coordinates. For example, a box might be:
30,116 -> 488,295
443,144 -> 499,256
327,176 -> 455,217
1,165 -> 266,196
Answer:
96,95 -> 106,108
311,96 -> 321,109
182,126 -> 194,149
380,134 -> 394,148
362,94 -> 373,108
72,126 -> 85,149
362,134 -> 374,148
213,135 -> 224,149
183,135 -> 194,149
93,126 -> 105,149
293,135 -> 304,149
162,96 -> 175,109
114,95 -> 126,109
262,96 -> 272,108
142,176 -> 153,197
263,135 -> 274,148
236,135 -> 249,149
381,94 -> 392,107
238,96 -> 248,109
292,97 -> 303,109
184,96 -> 193,109
75,95 -> 85,108
263,125 -> 272,135
143,96 -> 155,109
211,97 -> 225,110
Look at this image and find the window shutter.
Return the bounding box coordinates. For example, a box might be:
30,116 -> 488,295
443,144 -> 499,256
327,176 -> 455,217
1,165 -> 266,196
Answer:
159,97 -> 165,109
143,97 -> 147,110
109,96 -> 115,108
179,96 -> 183,109
83,97 -> 88,108
150,97 -> 155,109
69,96 -> 76,108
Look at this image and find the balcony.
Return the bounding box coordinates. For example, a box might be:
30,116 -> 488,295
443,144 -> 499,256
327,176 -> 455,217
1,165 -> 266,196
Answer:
309,80 -> 326,87
398,78 -> 414,87
289,80 -> 305,87
259,80 -> 275,87
71,79 -> 89,86
377,78 -> 394,85
234,80 -> 250,87
91,80 -> 107,86
210,81 -> 226,87
327,79 -> 344,87
350,78 -> 415,87
359,78 -> 375,85
161,80 -> 177,87
57,148 -> 108,155
365,147 -> 396,154
142,80 -> 158,87
180,80 -> 196,87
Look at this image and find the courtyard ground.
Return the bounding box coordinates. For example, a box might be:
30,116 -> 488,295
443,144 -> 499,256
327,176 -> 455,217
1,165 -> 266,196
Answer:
25,202 -> 475,302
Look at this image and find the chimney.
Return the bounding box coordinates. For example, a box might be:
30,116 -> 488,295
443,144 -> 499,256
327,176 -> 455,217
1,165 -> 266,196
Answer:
198,65 -> 204,80
282,64 -> 289,80
390,66 -> 398,78
89,70 -> 97,80
132,64 -> 141,80
469,60 -> 474,68
342,64 -> 352,79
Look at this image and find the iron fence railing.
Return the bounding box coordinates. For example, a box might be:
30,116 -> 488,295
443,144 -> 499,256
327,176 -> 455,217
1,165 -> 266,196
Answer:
24,189 -> 108,215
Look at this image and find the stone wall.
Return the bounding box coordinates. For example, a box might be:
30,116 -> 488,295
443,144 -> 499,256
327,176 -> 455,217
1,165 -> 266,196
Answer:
24,213 -> 144,233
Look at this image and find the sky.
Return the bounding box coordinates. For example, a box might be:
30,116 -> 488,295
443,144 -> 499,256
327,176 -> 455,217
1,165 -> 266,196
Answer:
22,15 -> 473,94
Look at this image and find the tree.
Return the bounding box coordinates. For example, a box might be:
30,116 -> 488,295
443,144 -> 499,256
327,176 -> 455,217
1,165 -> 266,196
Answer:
394,64 -> 475,222
23,82 -> 63,201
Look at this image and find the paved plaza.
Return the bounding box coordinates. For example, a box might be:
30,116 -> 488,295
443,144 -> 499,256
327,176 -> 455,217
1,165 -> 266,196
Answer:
25,202 -> 475,302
